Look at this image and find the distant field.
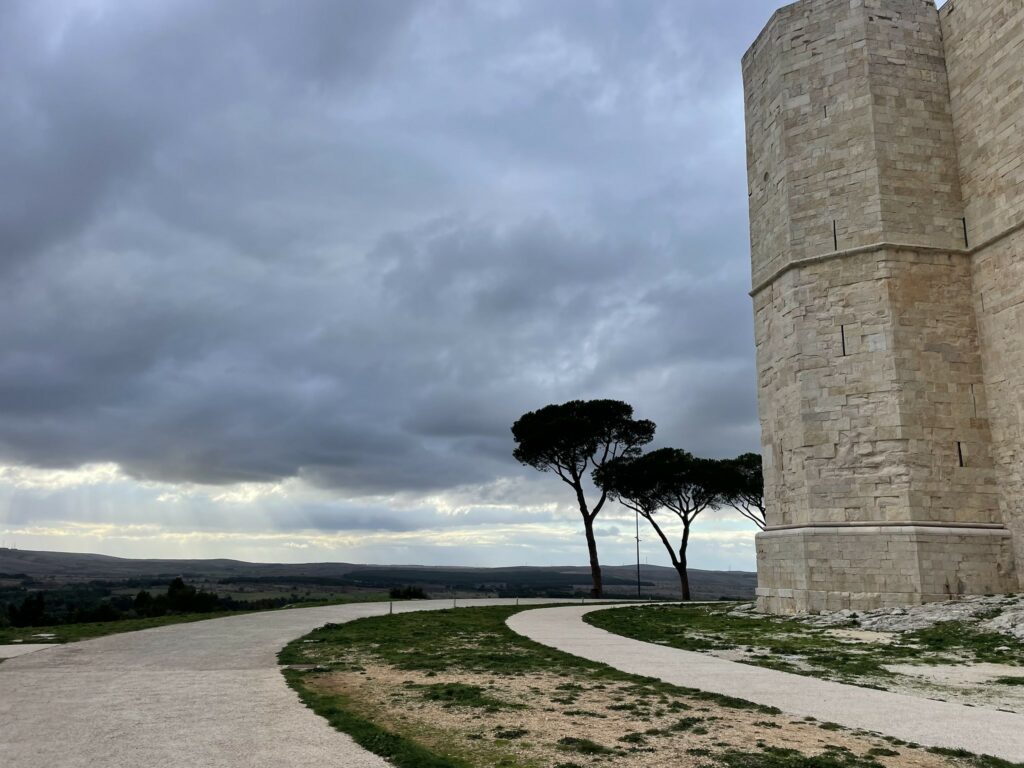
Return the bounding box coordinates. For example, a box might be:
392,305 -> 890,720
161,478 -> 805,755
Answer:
0,547 -> 756,600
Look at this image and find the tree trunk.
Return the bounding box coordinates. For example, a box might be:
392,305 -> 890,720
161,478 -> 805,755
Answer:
675,559 -> 690,601
677,524 -> 691,601
570,473 -> 603,598
583,516 -> 603,598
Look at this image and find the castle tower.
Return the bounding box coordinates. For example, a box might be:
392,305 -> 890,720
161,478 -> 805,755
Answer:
743,0 -> 1020,613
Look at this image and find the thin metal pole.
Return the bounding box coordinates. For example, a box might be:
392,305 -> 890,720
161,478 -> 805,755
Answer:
635,508 -> 642,598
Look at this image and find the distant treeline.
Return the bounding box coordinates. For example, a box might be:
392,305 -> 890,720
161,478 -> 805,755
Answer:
223,575 -> 358,586
224,569 -> 652,596
1,578 -> 297,628
352,568 -> 652,592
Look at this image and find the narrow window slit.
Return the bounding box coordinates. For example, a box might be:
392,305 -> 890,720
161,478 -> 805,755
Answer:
957,441 -> 965,467
824,105 -> 828,118
840,324 -> 847,356
833,220 -> 838,251
962,217 -> 969,248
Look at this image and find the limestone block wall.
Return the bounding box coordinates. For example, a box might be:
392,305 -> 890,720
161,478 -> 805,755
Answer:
744,0 -> 965,292
941,0 -> 1024,589
972,232 -> 1024,590
744,0 -> 1020,612
754,247 -> 998,529
940,0 -> 1024,245
757,525 -> 1016,613
745,0 -> 882,281
886,249 -> 999,525
865,1 -> 966,248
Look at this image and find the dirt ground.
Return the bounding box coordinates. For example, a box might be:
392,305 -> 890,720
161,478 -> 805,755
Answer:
307,652 -> 976,768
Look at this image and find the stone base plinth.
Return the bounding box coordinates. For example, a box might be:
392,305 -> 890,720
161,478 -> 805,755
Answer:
755,524 -> 1017,614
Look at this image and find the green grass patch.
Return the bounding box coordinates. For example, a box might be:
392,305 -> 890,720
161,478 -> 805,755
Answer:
556,736 -> 616,755
993,676 -> 1024,686
410,682 -> 524,712
492,727 -> 528,740
720,745 -> 883,768
584,604 -> 1024,687
909,623 -> 1024,666
925,746 -> 1024,768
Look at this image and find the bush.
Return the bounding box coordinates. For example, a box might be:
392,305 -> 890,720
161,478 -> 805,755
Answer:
7,592 -> 49,627
389,586 -> 428,600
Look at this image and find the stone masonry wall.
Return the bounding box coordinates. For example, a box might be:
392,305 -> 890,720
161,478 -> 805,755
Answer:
972,231 -> 1024,591
942,0 -> 1024,589
940,0 -> 1024,245
744,0 -> 1019,612
757,525 -> 1016,613
866,1 -> 966,248
743,0 -> 965,292
753,247 -> 997,529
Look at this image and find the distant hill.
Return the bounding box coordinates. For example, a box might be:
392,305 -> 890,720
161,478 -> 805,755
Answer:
0,547 -> 755,600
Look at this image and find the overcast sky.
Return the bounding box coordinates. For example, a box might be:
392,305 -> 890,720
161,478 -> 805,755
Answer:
0,0 -> 788,571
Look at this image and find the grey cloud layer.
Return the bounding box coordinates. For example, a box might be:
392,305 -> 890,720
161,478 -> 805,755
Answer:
1,0 -> 778,498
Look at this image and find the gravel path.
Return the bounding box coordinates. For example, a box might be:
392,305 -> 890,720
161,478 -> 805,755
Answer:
0,597 -> 578,768
506,604 -> 1024,762
0,644 -> 55,659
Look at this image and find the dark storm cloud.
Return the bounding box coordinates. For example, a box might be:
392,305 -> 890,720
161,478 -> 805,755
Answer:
0,0 -> 780,497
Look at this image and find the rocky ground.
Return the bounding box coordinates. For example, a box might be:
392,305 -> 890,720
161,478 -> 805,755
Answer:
731,595 -> 1024,711
792,594 -> 1024,640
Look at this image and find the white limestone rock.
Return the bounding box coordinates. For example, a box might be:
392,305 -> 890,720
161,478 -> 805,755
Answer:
799,595 -> 1024,635
981,605 -> 1024,641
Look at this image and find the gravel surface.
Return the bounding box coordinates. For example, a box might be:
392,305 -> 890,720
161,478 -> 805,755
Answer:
0,644 -> 56,659
0,597 -> 582,768
507,604 -> 1024,762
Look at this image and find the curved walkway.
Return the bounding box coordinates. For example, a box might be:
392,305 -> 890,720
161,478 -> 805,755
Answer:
507,604 -> 1024,762
0,597 -> 576,768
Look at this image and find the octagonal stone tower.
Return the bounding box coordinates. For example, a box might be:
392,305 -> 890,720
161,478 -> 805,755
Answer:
743,0 -> 1022,613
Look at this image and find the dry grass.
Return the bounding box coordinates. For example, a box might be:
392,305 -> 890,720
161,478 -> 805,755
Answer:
307,650 -> 966,768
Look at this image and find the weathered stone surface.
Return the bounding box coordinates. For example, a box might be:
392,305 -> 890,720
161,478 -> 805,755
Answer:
756,525 -> 1016,613
982,605 -> 1024,642
943,0 -> 1024,610
791,593 -> 1024,642
744,0 -> 1024,613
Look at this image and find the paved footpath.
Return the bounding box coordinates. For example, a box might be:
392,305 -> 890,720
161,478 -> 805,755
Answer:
507,604 -> 1024,762
0,597 -> 583,768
